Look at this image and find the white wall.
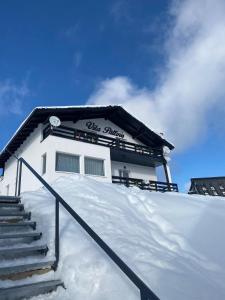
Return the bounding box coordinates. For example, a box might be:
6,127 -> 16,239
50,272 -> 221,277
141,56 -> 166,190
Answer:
0,124 -> 45,196
42,135 -> 112,185
0,126 -> 112,196
111,161 -> 157,181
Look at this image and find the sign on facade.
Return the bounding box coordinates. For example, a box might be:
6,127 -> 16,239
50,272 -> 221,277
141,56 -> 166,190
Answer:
85,121 -> 125,139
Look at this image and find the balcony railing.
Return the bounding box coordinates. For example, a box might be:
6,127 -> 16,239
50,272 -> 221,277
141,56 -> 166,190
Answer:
112,176 -> 179,192
43,125 -> 164,161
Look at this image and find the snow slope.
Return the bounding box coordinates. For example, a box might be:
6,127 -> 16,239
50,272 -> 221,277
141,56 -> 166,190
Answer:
3,175 -> 225,300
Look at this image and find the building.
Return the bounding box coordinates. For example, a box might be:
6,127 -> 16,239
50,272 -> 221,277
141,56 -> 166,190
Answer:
0,105 -> 177,196
189,177 -> 225,197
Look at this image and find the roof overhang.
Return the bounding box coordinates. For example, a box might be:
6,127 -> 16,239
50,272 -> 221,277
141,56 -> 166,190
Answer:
0,105 -> 174,167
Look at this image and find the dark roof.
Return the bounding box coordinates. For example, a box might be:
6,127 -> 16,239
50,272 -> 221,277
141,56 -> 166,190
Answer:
191,176 -> 225,181
0,105 -> 174,167
189,177 -> 225,197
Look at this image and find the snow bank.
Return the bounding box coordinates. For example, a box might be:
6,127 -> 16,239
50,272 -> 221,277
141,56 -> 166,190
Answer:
5,175 -> 225,299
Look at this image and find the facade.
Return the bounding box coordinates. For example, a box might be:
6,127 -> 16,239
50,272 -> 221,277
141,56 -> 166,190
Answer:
0,105 -> 176,196
189,177 -> 225,197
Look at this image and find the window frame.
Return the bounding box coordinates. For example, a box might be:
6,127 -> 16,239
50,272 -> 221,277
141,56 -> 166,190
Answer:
55,151 -> 80,174
84,156 -> 105,177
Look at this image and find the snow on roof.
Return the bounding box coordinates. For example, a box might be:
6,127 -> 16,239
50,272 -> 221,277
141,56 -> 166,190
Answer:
35,104 -> 115,109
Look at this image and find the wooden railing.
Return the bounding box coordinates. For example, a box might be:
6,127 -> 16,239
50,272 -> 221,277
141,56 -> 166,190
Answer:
112,176 -> 179,192
43,125 -> 164,162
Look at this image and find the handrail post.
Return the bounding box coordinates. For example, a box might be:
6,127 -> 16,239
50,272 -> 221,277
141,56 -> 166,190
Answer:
15,159 -> 19,197
53,196 -> 60,270
17,160 -> 22,197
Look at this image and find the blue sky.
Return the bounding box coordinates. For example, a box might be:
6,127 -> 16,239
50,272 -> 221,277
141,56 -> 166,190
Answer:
0,0 -> 225,191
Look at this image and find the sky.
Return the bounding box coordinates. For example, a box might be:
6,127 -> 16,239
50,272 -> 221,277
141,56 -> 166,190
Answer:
0,0 -> 225,191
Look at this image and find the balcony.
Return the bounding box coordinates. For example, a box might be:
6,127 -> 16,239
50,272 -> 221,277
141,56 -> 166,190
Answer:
43,125 -> 165,167
112,176 -> 179,192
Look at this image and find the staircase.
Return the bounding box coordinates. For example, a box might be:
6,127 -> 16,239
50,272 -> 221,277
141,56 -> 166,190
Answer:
0,195 -> 63,299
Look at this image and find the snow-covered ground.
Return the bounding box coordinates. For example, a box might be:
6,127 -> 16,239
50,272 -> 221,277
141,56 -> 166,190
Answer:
3,175 -> 225,299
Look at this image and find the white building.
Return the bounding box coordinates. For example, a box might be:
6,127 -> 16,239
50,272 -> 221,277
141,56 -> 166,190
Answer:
0,105 -> 176,196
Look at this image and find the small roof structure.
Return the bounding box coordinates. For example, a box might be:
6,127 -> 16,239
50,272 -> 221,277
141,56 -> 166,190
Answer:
0,105 -> 174,168
189,176 -> 225,197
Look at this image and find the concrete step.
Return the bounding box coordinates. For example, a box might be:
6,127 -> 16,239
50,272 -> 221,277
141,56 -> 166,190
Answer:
0,232 -> 42,241
0,279 -> 63,300
0,196 -> 20,204
0,221 -> 36,231
0,260 -> 55,280
0,245 -> 48,259
0,204 -> 24,211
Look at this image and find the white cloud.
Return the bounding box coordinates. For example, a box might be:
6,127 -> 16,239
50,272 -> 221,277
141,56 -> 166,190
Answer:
110,0 -> 133,24
0,79 -> 29,115
73,52 -> 82,68
88,0 -> 225,152
61,24 -> 80,40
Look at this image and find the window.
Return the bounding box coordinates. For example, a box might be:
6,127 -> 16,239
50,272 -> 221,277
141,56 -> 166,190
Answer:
56,153 -> 80,173
42,153 -> 47,175
84,157 -> 104,176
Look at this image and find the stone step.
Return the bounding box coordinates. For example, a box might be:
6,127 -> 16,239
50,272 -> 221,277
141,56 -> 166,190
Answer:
0,221 -> 36,230
0,280 -> 63,300
0,244 -> 48,259
0,232 -> 42,241
0,196 -> 20,204
0,279 -> 63,300
0,211 -> 31,220
0,260 -> 55,280
0,204 -> 24,211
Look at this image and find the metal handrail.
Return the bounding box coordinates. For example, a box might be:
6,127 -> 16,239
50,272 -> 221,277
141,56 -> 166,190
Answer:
15,157 -> 159,300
